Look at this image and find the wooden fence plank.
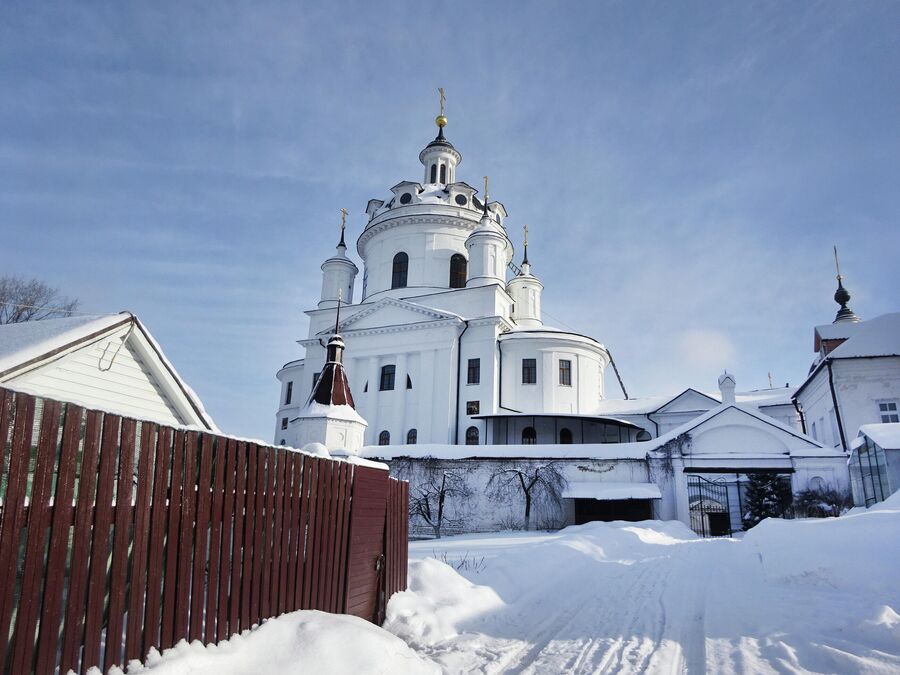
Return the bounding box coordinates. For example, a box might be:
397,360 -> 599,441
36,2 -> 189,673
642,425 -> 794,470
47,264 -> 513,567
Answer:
260,447 -> 276,621
286,455 -> 303,610
174,431 -> 198,642
332,463 -> 351,613
189,434 -> 213,641
160,429 -> 185,649
83,413 -> 122,671
11,398 -> 62,674
239,442 -> 255,632
124,422 -> 159,662
104,417 -> 138,670
276,452 -> 294,616
0,393 -> 35,671
301,458 -> 320,609
143,426 -> 172,655
321,462 -> 339,612
251,445 -> 267,625
218,438 -> 238,643
34,403 -> 83,675
205,436 -> 227,645
271,451 -> 287,616
307,459 -> 328,610
59,409 -> 102,673
232,441 -> 248,634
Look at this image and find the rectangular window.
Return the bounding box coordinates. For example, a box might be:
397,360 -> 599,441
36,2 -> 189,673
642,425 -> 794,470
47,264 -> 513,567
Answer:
559,359 -> 572,386
380,364 -> 396,391
467,358 -> 480,384
284,381 -> 293,405
811,421 -> 818,441
878,401 -> 899,423
522,358 -> 537,384
281,417 -> 288,430
466,400 -> 480,415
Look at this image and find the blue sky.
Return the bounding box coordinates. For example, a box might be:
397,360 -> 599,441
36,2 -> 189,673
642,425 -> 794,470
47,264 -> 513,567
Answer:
2,2 -> 898,440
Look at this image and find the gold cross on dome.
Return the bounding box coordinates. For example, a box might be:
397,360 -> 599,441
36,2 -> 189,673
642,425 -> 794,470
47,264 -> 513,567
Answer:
523,224 -> 529,247
438,87 -> 446,116
833,244 -> 842,280
340,208 -> 348,232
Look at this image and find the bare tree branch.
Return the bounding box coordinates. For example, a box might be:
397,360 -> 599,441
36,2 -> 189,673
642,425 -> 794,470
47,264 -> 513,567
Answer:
0,276 -> 79,324
487,461 -> 568,531
397,458 -> 473,538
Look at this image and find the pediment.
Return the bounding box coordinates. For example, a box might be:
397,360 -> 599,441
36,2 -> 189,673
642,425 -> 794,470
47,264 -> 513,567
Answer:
322,298 -> 462,335
655,388 -> 719,414
677,405 -> 821,455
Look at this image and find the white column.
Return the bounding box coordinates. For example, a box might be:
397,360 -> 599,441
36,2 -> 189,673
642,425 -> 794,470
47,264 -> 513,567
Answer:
396,352 -> 408,443
366,356 -> 380,444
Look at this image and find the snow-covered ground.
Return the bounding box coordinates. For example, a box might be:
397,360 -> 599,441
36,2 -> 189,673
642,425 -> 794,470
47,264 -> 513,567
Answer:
386,493 -> 900,674
121,493 -> 900,674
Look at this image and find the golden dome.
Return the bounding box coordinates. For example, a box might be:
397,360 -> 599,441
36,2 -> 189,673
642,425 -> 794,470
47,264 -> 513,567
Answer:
435,114 -> 448,128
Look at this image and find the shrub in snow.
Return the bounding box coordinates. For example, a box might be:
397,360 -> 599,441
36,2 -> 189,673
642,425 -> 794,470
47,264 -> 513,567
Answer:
742,472 -> 793,530
793,486 -> 853,518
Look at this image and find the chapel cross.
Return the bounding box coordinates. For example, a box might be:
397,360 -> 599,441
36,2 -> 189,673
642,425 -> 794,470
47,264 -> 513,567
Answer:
340,208 -> 348,233
483,175 -> 489,201
523,224 -> 529,247
438,87 -> 446,116
833,245 -> 842,280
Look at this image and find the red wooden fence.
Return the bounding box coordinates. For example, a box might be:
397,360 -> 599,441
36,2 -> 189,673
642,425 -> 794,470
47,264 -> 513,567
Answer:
0,388 -> 408,674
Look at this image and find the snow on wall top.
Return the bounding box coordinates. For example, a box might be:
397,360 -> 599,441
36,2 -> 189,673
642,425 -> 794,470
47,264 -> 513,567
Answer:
359,442 -> 651,461
828,312 -> 900,359
562,482 -> 662,500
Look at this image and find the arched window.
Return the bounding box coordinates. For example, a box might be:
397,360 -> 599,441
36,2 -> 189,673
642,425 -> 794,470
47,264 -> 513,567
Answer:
522,427 -> 537,445
809,476 -> 826,491
379,365 -> 396,391
406,374 -> 412,389
392,252 -> 408,289
440,163 -> 447,183
636,430 -> 652,442
379,430 -> 390,446
430,164 -> 437,183
407,429 -> 417,445
466,426 -> 479,445
559,428 -> 573,444
449,254 -> 467,288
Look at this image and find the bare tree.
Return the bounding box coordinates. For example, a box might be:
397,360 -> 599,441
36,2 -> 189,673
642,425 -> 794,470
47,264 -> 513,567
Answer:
394,458 -> 472,538
487,461 -> 568,531
0,276 -> 79,324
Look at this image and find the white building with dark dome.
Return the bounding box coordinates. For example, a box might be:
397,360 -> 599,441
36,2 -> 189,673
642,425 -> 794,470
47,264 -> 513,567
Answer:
275,111 -> 626,449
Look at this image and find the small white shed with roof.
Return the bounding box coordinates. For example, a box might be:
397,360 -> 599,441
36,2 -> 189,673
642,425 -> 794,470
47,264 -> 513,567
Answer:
0,313 -> 216,430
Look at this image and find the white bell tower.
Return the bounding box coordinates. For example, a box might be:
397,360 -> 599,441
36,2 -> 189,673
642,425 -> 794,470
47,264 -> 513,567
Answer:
507,225 -> 544,327
465,177 -> 511,288
319,208 -> 358,309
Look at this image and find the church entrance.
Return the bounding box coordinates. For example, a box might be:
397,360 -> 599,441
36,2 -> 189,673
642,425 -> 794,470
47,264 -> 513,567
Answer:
687,475 -> 732,536
573,498 -> 653,524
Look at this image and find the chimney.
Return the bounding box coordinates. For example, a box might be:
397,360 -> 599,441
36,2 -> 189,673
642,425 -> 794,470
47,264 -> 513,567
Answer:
718,371 -> 736,405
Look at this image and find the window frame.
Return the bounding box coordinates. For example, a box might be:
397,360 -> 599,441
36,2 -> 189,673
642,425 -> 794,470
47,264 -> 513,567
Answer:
465,426 -> 479,445
449,253 -> 467,289
391,252 -> 409,289
379,364 -> 396,391
466,400 -> 480,415
522,358 -> 537,385
559,359 -> 572,386
406,429 -> 417,445
467,358 -> 480,385
522,426 -> 537,445
378,430 -> 390,446
280,417 -> 288,430
878,400 -> 899,424
284,381 -> 293,405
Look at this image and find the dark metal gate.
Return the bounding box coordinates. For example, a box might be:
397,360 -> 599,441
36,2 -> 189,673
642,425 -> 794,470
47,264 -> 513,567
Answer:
687,475 -> 732,537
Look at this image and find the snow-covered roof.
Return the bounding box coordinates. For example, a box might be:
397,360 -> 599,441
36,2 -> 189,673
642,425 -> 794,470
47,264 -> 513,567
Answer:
0,313 -> 127,374
814,322 -> 863,342
855,423 -> 900,450
594,386 -> 797,416
0,312 -> 217,431
563,482 -> 662,500
828,313 -> 900,359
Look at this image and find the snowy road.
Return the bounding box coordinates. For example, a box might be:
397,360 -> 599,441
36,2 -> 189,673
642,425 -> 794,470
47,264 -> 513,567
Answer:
385,501 -> 900,674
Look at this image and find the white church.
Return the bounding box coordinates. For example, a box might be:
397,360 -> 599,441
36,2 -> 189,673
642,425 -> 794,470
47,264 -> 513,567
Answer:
274,102 -> 895,536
